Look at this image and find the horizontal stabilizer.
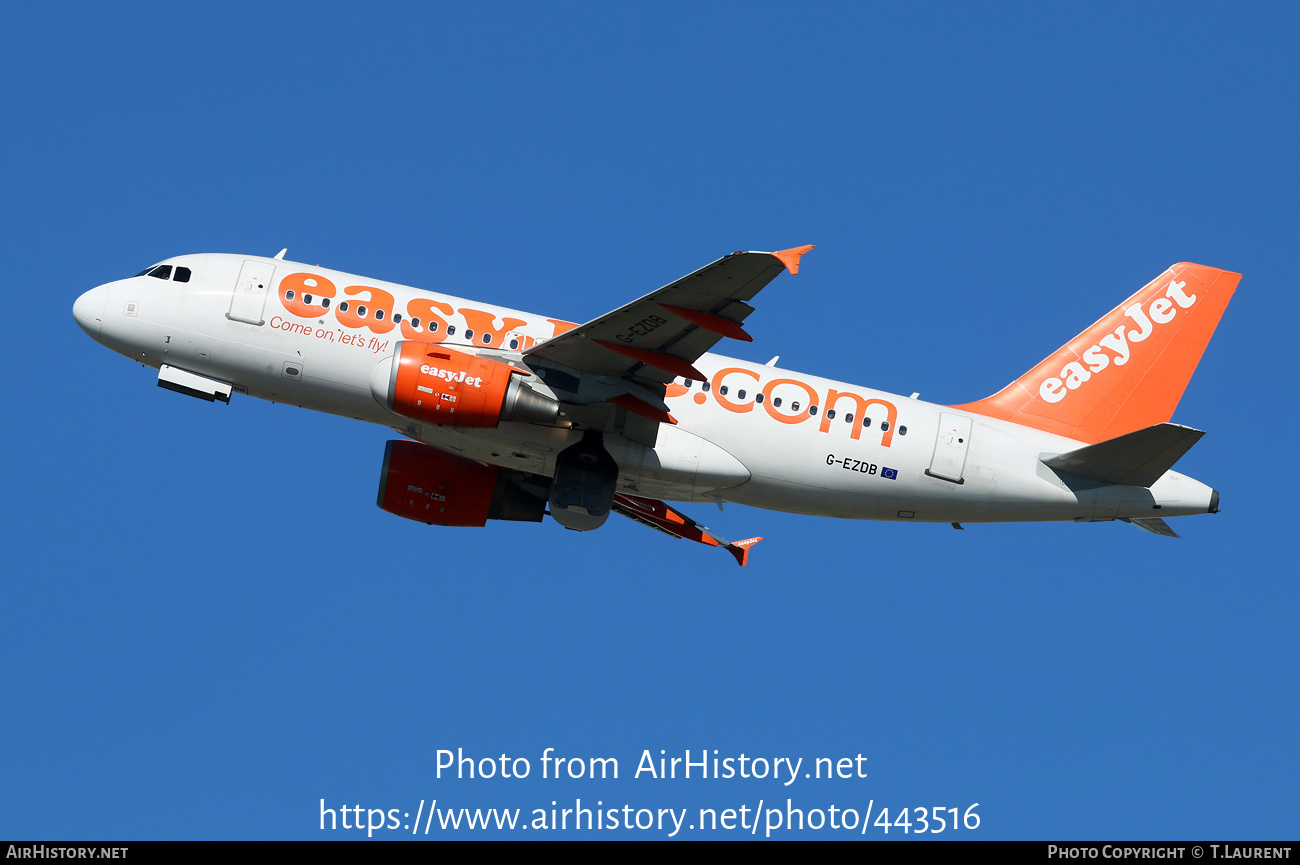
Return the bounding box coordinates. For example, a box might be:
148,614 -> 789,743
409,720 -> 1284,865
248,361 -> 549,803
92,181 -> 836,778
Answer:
1123,517 -> 1179,538
1042,423 -> 1204,487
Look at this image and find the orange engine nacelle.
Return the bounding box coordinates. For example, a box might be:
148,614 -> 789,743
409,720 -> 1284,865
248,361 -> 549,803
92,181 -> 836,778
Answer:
371,341 -> 558,428
377,440 -> 547,527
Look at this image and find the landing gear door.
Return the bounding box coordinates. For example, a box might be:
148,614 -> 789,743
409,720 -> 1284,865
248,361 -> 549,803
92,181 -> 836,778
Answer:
927,412 -> 972,484
226,260 -> 276,325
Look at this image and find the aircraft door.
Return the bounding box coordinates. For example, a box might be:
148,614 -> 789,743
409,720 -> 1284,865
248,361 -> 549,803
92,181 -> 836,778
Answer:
226,260 -> 276,325
927,412 -> 972,483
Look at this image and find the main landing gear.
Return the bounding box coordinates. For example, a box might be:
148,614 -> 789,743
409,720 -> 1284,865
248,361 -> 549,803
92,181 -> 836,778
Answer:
549,430 -> 618,532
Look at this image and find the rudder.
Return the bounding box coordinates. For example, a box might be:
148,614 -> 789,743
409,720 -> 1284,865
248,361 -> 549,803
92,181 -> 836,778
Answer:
952,263 -> 1239,443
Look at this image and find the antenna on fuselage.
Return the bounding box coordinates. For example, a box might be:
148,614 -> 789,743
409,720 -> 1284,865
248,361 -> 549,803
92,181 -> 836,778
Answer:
274,248 -> 287,260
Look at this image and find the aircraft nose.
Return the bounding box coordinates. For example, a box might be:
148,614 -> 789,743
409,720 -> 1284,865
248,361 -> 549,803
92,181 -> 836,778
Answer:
73,285 -> 107,338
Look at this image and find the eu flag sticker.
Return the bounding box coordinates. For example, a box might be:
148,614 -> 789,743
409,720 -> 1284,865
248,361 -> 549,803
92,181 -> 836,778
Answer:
881,467 -> 898,480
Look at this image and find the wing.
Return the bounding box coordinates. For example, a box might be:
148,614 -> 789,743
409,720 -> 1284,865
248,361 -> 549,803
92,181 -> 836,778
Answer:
522,246 -> 812,429
612,493 -> 763,567
520,246 -> 805,556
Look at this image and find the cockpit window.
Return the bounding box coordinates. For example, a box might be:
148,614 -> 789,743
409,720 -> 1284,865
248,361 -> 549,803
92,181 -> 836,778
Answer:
135,264 -> 191,282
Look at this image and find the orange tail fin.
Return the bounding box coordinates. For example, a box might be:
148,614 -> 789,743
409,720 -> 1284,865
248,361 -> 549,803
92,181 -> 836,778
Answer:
952,263 -> 1239,443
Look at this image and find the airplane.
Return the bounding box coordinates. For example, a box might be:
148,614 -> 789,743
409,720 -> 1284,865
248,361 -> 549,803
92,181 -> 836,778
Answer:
71,247 -> 1237,565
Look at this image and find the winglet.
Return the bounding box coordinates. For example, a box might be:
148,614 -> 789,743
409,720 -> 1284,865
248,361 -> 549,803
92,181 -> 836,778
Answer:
772,245 -> 815,275
726,536 -> 763,567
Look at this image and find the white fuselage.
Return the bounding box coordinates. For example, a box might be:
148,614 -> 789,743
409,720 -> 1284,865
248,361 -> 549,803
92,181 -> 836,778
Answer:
72,253 -> 1217,525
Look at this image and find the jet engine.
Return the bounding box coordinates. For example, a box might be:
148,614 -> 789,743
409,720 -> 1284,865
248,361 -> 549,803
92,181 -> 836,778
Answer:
371,341 -> 558,427
377,440 -> 547,527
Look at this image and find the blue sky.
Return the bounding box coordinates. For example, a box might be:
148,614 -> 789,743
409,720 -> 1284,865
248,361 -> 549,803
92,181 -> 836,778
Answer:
3,2 -> 1297,840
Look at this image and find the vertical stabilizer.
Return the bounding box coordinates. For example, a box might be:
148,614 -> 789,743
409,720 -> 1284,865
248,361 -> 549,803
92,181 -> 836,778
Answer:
953,263 -> 1239,443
